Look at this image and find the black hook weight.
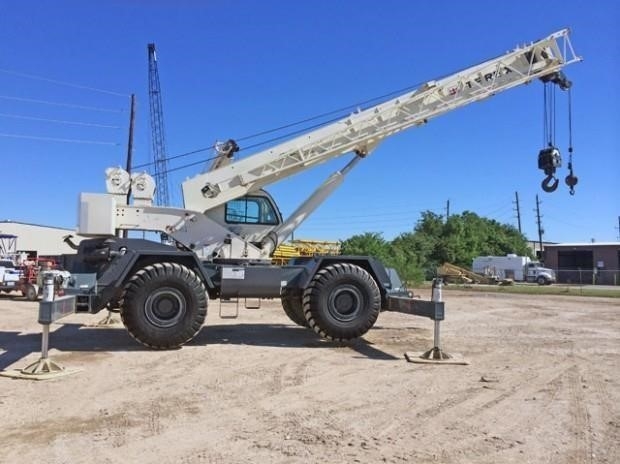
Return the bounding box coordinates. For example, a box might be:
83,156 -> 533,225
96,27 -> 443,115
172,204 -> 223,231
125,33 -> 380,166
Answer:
565,161 -> 578,195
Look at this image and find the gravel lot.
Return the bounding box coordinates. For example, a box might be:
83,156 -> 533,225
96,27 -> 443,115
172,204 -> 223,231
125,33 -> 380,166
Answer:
0,290 -> 618,464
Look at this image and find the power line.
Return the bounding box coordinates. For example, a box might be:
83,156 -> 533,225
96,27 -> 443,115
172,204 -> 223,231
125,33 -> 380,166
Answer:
480,201 -> 513,218
300,210 -> 425,224
0,112 -> 121,128
544,213 -> 585,229
234,82 -> 421,144
146,44 -> 556,176
132,145 -> 216,170
146,80 -> 427,172
138,112 -> 340,173
0,68 -> 129,97
301,218 -> 420,230
155,46 -> 535,168
0,94 -> 125,113
238,114 -> 345,154
158,155 -> 220,174
0,132 -> 120,146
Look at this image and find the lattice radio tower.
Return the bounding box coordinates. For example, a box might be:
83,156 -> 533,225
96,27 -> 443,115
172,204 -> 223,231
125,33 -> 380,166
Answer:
147,43 -> 170,206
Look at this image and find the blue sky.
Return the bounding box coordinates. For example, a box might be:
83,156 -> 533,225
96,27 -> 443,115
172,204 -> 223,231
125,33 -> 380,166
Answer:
1,1 -> 618,244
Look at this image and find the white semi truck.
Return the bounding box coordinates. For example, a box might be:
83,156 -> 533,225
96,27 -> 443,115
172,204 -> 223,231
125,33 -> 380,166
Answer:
472,254 -> 556,285
63,29 -> 579,348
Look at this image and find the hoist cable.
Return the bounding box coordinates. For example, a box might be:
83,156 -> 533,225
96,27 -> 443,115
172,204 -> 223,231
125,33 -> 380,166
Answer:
543,84 -> 548,146
551,85 -> 556,146
567,88 -> 573,154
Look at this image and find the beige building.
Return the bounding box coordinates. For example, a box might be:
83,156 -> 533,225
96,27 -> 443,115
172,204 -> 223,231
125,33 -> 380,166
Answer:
0,220 -> 81,256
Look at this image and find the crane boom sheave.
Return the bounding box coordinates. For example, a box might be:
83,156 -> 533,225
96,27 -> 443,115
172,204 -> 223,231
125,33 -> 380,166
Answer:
182,29 -> 580,212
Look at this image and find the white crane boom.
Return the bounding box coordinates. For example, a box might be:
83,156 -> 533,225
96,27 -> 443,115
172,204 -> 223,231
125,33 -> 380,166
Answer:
182,29 -> 580,213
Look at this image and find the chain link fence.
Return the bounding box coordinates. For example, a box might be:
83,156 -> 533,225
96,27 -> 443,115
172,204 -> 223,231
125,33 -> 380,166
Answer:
555,269 -> 620,286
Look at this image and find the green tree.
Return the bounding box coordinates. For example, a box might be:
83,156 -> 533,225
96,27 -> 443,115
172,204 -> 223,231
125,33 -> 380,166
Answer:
414,210 -> 531,269
339,232 -> 391,263
336,210 -> 531,284
390,231 -> 433,283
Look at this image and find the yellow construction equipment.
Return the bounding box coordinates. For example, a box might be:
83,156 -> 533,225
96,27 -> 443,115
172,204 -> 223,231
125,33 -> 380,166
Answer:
437,262 -> 504,285
272,239 -> 340,264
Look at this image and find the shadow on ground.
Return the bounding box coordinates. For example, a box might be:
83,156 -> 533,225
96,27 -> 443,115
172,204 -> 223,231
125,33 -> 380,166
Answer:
0,321 -> 400,369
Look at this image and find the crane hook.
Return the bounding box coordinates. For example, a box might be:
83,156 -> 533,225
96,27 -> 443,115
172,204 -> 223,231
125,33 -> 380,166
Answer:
541,174 -> 559,193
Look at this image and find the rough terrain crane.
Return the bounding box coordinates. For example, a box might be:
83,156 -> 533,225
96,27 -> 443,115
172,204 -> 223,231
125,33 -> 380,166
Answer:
65,29 -> 580,349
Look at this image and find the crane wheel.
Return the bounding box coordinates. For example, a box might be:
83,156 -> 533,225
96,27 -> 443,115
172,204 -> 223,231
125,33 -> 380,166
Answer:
120,262 -> 207,349
281,289 -> 309,328
302,263 -> 380,342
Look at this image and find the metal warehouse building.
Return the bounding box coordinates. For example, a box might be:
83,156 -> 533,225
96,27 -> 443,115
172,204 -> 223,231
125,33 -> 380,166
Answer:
544,242 -> 620,285
0,220 -> 80,257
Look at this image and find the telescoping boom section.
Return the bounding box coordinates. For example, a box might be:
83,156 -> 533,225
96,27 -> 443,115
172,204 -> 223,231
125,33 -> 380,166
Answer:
181,29 -> 580,212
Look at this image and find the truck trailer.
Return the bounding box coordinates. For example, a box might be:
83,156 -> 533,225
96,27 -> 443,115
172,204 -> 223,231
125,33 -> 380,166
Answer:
472,254 -> 556,285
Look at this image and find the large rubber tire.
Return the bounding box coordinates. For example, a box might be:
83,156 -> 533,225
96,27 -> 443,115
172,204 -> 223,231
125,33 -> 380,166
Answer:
281,289 -> 309,328
536,276 -> 547,285
302,263 -> 381,341
120,263 -> 207,349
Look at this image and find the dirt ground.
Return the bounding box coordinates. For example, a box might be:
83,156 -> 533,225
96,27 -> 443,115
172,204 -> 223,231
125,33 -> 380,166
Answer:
0,289 -> 618,464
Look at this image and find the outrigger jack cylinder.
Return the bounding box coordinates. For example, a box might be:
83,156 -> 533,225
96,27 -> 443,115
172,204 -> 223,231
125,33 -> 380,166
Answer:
418,278 -> 453,360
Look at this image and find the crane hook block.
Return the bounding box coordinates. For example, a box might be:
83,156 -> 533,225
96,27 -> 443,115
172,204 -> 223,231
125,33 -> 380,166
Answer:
538,146 -> 562,193
538,146 -> 562,173
541,71 -> 572,91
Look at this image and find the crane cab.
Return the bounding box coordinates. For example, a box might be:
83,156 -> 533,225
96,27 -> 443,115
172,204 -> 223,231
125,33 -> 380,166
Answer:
203,189 -> 283,246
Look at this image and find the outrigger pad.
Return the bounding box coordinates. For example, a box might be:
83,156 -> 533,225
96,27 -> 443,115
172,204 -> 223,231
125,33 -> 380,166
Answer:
404,349 -> 469,365
0,358 -> 81,381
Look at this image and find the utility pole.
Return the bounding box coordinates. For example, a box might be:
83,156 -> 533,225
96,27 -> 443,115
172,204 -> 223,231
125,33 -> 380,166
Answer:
125,94 -> 136,205
513,191 -> 522,233
617,216 -> 620,241
122,94 -> 136,239
445,199 -> 450,221
535,195 -> 544,260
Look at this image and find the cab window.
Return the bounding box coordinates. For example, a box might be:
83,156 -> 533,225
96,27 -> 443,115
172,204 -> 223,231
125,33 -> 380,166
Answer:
225,196 -> 279,225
